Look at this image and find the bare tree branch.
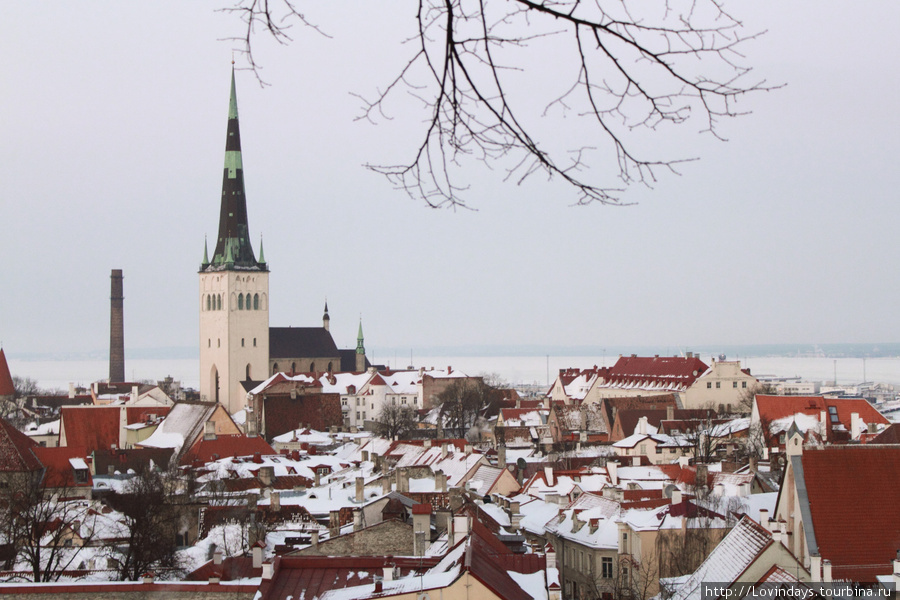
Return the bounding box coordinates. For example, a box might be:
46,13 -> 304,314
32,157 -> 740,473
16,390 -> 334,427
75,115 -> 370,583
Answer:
223,0 -> 774,207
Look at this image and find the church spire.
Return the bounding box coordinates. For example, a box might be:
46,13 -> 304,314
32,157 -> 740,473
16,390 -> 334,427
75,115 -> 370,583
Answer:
207,67 -> 264,271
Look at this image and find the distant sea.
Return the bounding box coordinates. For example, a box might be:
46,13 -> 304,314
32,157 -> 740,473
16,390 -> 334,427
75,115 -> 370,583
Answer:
8,351 -> 900,391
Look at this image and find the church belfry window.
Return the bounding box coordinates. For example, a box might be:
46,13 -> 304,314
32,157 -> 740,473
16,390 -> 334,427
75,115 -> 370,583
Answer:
206,295 -> 211,311
241,338 -> 245,347
217,294 -> 222,310
254,293 -> 259,310
238,294 -> 244,310
272,363 -> 279,375
253,338 -> 257,347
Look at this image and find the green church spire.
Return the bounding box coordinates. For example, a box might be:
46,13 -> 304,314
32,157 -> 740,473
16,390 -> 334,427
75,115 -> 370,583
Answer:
201,237 -> 209,269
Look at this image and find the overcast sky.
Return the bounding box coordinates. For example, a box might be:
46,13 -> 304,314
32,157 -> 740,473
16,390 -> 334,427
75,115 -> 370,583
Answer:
2,1 -> 899,360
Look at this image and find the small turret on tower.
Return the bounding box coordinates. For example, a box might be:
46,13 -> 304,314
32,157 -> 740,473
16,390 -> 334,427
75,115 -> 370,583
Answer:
323,301 -> 330,332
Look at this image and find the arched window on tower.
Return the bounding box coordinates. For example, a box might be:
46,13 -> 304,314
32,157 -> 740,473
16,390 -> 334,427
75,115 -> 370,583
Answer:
310,362 -> 315,372
246,364 -> 252,380
217,294 -> 222,310
327,362 -> 333,372
291,362 -> 296,373
254,293 -> 259,310
272,363 -> 279,375
238,294 -> 244,310
206,295 -> 211,311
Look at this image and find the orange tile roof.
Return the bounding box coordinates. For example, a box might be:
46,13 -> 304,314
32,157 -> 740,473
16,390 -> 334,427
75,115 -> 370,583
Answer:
182,434 -> 275,465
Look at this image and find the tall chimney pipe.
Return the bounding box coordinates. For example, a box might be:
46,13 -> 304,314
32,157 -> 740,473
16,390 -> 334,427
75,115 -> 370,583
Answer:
109,269 -> 125,383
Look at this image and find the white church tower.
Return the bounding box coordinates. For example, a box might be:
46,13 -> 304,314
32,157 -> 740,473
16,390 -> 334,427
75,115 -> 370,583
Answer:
199,68 -> 269,414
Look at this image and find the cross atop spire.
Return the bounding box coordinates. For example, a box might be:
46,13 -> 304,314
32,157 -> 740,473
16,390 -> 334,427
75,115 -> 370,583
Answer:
205,67 -> 265,272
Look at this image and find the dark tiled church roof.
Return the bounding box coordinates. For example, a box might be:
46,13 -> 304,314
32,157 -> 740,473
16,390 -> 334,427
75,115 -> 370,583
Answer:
269,327 -> 339,359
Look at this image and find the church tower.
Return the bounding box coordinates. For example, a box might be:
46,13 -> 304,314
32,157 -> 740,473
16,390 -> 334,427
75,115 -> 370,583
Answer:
199,68 -> 269,414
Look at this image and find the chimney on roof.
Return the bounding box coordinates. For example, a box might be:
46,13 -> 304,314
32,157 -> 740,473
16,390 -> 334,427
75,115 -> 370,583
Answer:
441,443 -> 448,459
686,352 -> 693,359
464,443 -> 473,455
69,382 -> 76,399
412,504 -> 431,556
246,416 -> 258,438
259,466 -> 274,487
607,461 -> 618,486
383,566 -> 394,582
109,269 -> 125,383
850,412 -> 861,441
672,489 -> 682,504
270,492 -> 280,512
892,550 -> 900,590
810,554 -> 821,582
823,559 -> 832,583
353,508 -> 362,532
355,476 -> 365,503
382,474 -> 391,494
667,405 -> 674,421
213,547 -> 223,565
497,446 -> 507,468
638,416 -> 648,435
544,466 -> 554,486
374,577 -> 383,593
262,561 -> 273,579
329,510 -> 340,537
311,529 -> 319,549
314,470 -> 321,487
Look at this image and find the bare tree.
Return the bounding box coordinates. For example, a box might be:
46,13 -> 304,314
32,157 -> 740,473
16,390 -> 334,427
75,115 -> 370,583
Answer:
737,382 -> 776,414
436,378 -> 500,438
0,469 -> 96,582
221,0 -> 770,208
104,465 -> 187,580
373,403 -> 418,440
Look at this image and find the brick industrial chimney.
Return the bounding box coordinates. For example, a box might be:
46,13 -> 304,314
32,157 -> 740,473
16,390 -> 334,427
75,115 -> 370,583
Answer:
109,269 -> 125,382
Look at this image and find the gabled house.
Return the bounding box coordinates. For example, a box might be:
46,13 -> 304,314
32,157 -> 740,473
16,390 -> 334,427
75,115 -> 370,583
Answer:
668,516 -> 809,600
751,395 -> 890,453
772,443 -> 900,582
137,401 -> 245,464
547,403 -> 609,446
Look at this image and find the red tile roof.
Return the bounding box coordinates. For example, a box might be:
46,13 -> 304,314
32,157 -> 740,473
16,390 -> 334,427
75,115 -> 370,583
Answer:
606,356 -> 708,389
31,445 -> 92,488
0,349 -> 14,397
61,406 -> 121,454
800,445 -> 900,582
0,417 -> 42,472
125,406 -> 171,424
755,395 -> 889,443
186,556 -> 261,581
182,434 -> 275,465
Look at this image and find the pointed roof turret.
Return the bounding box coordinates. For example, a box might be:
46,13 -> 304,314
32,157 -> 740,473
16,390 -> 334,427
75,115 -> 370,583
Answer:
356,319 -> 365,355
201,237 -> 210,269
258,235 -> 266,266
205,67 -> 265,272
0,348 -> 15,397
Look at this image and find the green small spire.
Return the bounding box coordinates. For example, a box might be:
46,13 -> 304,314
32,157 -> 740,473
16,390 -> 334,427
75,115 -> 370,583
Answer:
228,67 -> 239,120
356,319 -> 365,354
224,239 -> 235,266
258,235 -> 265,264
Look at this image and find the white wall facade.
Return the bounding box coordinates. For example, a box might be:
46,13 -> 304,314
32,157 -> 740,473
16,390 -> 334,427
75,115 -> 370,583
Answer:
199,270 -> 269,414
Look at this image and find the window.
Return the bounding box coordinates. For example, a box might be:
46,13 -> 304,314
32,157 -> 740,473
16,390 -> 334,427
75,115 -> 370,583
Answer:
715,381 -> 721,389
733,381 -> 738,388
238,294 -> 244,310
707,382 -> 712,389
217,294 -> 222,310
356,411 -> 360,420
217,338 -> 221,348
656,446 -> 663,454
208,339 -> 211,348
206,295 -> 211,311
272,363 -> 279,374
253,338 -> 257,347
254,293 -> 259,310
602,557 -> 613,578
742,381 -> 747,388
241,338 -> 245,347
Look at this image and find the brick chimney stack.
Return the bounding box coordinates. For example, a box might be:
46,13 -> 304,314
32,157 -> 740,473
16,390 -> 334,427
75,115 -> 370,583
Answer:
109,269 -> 125,382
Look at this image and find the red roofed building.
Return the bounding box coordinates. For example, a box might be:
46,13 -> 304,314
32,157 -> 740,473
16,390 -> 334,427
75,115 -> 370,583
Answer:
774,443 -> 900,583
31,445 -> 92,498
751,395 -> 890,452
0,417 -> 44,490
182,433 -> 275,465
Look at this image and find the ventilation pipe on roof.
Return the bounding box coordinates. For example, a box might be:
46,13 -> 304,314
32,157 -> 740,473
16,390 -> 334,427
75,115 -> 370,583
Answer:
262,561 -> 273,579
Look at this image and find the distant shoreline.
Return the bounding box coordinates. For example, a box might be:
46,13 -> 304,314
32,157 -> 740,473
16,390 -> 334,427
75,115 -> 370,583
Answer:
9,342 -> 900,362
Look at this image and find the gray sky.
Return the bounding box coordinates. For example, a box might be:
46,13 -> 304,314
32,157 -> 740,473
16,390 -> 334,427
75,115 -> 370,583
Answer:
2,1 -> 899,359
